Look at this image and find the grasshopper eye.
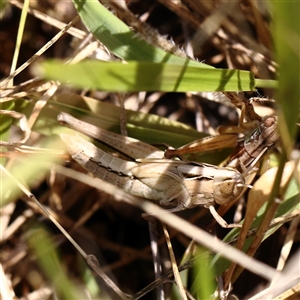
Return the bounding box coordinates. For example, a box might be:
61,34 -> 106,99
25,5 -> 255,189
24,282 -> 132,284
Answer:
213,171 -> 245,205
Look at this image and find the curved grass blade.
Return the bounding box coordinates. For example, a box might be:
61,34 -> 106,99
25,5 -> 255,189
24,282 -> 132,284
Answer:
72,0 -> 207,67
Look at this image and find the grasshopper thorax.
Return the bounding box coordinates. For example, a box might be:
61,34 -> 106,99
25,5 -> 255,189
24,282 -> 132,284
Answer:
213,169 -> 245,205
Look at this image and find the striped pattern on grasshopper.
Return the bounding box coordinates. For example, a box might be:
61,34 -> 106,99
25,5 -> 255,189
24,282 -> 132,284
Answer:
58,113 -> 246,226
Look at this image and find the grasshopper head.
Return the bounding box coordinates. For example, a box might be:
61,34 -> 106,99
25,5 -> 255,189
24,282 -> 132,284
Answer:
213,169 -> 245,205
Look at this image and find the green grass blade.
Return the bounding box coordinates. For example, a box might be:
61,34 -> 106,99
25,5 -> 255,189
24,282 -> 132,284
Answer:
27,225 -> 85,299
272,1 -> 300,152
72,0 -> 209,67
20,95 -> 229,165
0,102 -> 15,166
190,248 -> 216,299
1,136 -> 63,208
41,60 -> 256,92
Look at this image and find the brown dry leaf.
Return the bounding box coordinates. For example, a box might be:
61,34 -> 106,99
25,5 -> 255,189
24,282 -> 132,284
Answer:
225,159 -> 299,286
248,160 -> 299,216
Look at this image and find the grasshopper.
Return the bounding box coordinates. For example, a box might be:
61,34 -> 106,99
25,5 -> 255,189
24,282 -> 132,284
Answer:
164,93 -> 264,160
163,97 -> 280,226
225,115 -> 279,173
165,115 -> 280,176
58,112 -> 247,227
165,92 -> 280,179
